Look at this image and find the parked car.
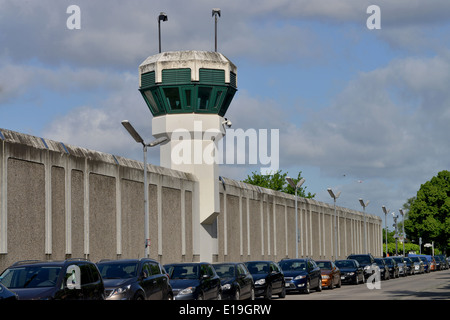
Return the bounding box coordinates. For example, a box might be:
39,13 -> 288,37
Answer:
434,255 -> 447,270
408,256 -> 425,274
316,260 -> 341,289
439,255 -> 449,269
0,283 -> 18,300
374,258 -> 390,280
245,260 -> 285,299
383,257 -> 399,278
403,257 -> 414,275
213,262 -> 254,300
347,254 -> 380,280
392,257 -> 408,277
334,259 -> 364,285
0,259 -> 105,300
164,262 -> 221,300
97,258 -> 172,300
277,258 -> 321,294
419,256 -> 431,273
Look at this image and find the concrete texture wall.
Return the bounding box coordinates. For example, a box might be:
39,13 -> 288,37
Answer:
0,128 -> 382,272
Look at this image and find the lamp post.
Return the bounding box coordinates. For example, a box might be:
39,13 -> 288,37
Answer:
382,206 -> 390,257
121,120 -> 168,258
286,177 -> 305,258
392,213 -> 398,256
212,8 -> 221,52
327,188 -> 341,260
158,12 -> 168,53
399,209 -> 405,256
359,198 -> 370,253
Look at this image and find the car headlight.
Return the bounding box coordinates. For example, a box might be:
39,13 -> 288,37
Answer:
294,275 -> 306,280
179,287 -> 195,295
347,272 -> 354,276
221,284 -> 231,290
255,279 -> 266,285
364,265 -> 370,270
321,275 -> 330,279
113,284 -> 131,295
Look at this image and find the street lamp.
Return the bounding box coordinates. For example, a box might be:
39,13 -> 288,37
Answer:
382,206 -> 390,257
286,177 -> 305,258
392,212 -> 398,256
359,198 -> 370,253
212,8 -> 221,52
121,120 -> 168,257
399,209 -> 405,256
158,12 -> 168,53
328,188 -> 341,260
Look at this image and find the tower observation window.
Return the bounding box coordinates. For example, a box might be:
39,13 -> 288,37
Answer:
163,87 -> 182,110
197,87 -> 212,110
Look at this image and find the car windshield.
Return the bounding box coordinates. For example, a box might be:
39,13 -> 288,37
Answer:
245,262 -> 272,274
335,261 -> 355,268
393,257 -> 403,263
278,260 -> 307,272
97,262 -> 139,279
166,264 -> 199,279
0,266 -> 61,289
374,259 -> 384,265
316,261 -> 332,269
214,264 -> 235,278
349,256 -> 371,264
410,257 -> 420,262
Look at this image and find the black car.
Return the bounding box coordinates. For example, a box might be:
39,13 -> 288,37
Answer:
334,259 -> 364,285
374,258 -> 390,280
213,262 -> 254,300
245,261 -> 286,299
402,257 -> 414,275
277,258 -> 321,294
0,259 -> 105,300
383,257 -> 400,278
0,283 -> 18,300
97,258 -> 172,300
164,262 -> 221,300
347,254 -> 379,279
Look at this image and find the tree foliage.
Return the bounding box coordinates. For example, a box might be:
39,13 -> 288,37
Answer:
243,170 -> 315,199
404,170 -> 450,254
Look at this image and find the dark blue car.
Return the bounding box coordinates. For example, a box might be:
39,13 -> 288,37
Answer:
164,262 -> 221,300
334,259 -> 364,285
278,258 -> 322,294
244,261 -> 285,299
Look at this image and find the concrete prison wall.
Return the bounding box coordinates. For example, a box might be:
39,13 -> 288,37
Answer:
0,128 -> 382,272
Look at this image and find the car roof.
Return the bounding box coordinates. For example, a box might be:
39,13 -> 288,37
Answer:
6,258 -> 95,269
97,258 -> 158,264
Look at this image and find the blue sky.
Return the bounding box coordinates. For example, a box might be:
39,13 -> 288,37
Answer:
1,0 -> 450,232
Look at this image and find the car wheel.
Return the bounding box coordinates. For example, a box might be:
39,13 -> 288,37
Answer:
279,286 -> 286,298
336,277 -> 341,288
316,278 -> 322,292
234,289 -> 240,300
304,280 -> 311,294
264,284 -> 272,300
249,287 -> 255,300
134,292 -> 145,300
197,293 -> 204,300
216,291 -> 222,300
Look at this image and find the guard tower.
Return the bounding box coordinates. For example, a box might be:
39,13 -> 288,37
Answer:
138,50 -> 237,261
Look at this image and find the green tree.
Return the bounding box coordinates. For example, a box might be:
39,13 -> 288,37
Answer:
243,170 -> 315,199
404,170 -> 450,254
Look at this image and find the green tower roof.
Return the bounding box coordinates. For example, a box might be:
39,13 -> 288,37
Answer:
138,51 -> 237,117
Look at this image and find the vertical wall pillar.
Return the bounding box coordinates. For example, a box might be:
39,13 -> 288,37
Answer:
0,138 -> 7,254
